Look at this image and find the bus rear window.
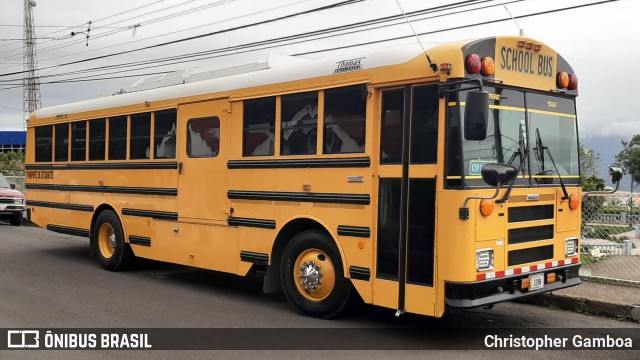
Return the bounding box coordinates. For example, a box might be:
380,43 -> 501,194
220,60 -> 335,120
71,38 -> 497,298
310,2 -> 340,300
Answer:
35,125 -> 53,162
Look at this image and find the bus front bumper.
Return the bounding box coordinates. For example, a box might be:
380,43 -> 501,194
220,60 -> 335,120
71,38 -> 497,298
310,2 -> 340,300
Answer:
444,263 -> 581,309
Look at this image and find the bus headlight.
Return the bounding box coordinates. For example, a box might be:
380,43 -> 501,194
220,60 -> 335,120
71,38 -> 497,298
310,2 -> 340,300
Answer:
476,248 -> 494,272
565,237 -> 578,256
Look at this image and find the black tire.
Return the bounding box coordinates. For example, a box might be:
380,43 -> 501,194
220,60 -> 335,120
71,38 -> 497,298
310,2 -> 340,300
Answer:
90,210 -> 134,271
280,230 -> 352,318
9,213 -> 22,226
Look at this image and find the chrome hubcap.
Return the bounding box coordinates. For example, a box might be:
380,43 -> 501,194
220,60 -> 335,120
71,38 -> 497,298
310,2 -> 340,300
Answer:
109,234 -> 116,248
298,260 -> 323,291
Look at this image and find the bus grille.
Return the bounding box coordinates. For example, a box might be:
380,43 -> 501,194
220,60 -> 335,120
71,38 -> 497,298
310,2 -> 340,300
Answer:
508,245 -> 554,266
508,225 -> 554,244
508,205 -> 554,223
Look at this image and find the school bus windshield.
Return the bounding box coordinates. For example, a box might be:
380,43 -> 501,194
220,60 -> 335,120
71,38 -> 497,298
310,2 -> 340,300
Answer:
446,86 -> 579,188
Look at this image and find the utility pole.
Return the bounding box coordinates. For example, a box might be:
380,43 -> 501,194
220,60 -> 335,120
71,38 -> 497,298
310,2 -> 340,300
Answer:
23,0 -> 42,129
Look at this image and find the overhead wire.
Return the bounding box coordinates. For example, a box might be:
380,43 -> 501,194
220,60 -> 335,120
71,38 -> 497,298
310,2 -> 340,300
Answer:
0,0 -> 623,88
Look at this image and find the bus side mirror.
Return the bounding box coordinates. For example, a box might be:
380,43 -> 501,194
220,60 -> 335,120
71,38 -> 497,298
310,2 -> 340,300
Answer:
464,90 -> 489,141
609,166 -> 623,184
481,163 -> 518,187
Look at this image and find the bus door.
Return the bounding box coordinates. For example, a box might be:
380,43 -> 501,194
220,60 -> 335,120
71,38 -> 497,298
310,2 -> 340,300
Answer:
375,85 -> 439,316
177,99 -> 229,222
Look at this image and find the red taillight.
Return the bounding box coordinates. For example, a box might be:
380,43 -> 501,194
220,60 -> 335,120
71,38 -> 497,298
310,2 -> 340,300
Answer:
465,53 -> 481,74
568,73 -> 578,90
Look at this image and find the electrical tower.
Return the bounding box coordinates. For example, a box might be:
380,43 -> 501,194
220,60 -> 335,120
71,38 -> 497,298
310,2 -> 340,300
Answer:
23,0 -> 42,129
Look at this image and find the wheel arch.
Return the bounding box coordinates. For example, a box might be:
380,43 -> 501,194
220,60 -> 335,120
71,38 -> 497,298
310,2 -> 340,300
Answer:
263,216 -> 346,293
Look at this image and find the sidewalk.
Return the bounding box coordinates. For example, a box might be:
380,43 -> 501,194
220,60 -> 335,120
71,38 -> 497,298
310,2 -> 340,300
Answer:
523,279 -> 640,322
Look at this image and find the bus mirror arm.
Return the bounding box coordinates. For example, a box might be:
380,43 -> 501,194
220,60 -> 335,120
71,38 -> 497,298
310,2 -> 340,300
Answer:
583,166 -> 623,198
438,78 -> 483,98
459,183 -> 501,220
459,163 -> 517,220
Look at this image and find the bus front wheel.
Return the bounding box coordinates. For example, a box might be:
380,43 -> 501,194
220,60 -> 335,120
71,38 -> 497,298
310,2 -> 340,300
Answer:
91,210 -> 134,271
280,230 -> 352,318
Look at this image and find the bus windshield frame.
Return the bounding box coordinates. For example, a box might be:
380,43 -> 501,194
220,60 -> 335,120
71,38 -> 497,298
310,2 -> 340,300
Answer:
445,85 -> 580,189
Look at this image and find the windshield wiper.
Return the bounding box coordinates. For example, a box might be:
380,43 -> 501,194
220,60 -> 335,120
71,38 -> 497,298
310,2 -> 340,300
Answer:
534,128 -> 570,200
497,123 -> 527,203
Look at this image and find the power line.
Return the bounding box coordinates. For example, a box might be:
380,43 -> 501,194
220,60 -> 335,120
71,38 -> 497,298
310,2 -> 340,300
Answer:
0,0 -> 623,88
0,0 -> 365,78
0,0 -> 175,57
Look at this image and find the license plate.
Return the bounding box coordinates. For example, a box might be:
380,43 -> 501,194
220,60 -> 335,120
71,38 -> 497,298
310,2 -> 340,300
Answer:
529,273 -> 544,291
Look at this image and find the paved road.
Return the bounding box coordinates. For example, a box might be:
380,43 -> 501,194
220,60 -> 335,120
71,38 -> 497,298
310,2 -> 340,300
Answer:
1,222 -> 638,359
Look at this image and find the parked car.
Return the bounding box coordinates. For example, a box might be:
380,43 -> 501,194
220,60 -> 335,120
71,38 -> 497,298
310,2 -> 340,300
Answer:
0,173 -> 25,226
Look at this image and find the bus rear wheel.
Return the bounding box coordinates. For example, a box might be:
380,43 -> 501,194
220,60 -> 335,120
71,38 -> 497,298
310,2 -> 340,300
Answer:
280,230 -> 352,318
91,210 -> 134,271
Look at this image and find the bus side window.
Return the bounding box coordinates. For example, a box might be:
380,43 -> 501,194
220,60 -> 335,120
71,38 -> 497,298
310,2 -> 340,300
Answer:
380,89 -> 404,164
324,85 -> 366,154
89,118 -> 106,161
243,97 -> 275,156
154,109 -> 177,159
71,121 -> 86,161
187,117 -> 220,158
35,125 -> 53,162
410,85 -> 438,164
281,91 -> 318,156
108,116 -> 127,160
130,113 -> 151,160
54,123 -> 69,162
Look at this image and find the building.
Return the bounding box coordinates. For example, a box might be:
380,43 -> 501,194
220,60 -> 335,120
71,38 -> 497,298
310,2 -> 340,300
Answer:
0,131 -> 26,152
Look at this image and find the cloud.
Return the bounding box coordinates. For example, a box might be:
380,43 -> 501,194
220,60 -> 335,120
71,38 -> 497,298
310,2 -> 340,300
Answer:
0,112 -> 25,131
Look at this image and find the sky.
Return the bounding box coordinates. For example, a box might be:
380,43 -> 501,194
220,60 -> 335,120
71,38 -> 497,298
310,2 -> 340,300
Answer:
0,0 -> 638,179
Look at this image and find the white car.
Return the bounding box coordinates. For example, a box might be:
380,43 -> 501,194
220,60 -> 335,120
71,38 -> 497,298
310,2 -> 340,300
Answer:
0,173 -> 25,226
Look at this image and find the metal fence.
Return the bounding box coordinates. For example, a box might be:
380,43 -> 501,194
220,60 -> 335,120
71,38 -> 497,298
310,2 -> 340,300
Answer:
580,194 -> 640,286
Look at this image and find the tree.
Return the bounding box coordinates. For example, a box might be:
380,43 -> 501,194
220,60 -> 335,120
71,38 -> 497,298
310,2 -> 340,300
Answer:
616,135 -> 640,184
580,145 -> 604,191
580,144 -> 600,177
0,151 -> 25,176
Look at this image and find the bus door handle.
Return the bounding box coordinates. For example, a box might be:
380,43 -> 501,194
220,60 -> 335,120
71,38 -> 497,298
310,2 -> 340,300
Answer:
179,162 -> 183,174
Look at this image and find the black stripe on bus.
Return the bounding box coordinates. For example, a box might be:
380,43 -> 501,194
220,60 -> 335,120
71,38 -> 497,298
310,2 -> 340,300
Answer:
46,224 -> 90,238
25,162 -> 178,170
227,157 -> 370,169
349,266 -> 371,281
240,251 -> 269,266
25,184 -> 178,196
129,235 -> 151,247
121,208 -> 178,221
27,200 -> 94,212
337,225 -> 370,238
227,190 -> 370,205
227,217 -> 276,229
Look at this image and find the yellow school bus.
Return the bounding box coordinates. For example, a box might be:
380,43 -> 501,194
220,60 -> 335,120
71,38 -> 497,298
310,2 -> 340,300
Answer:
26,36 -> 603,318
